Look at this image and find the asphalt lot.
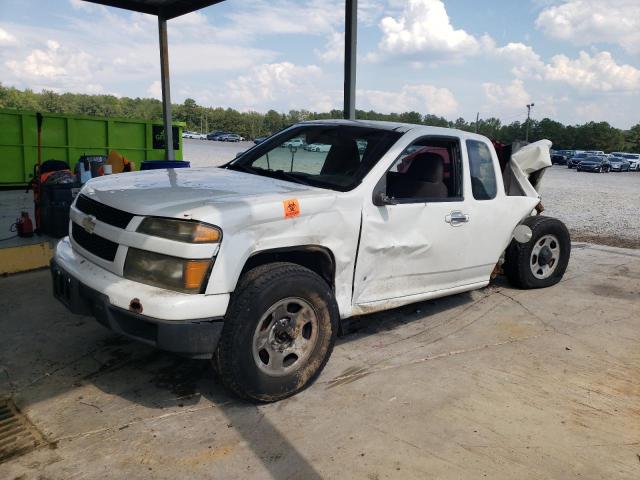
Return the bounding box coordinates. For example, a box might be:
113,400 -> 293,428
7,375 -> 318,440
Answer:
1,243 -> 639,479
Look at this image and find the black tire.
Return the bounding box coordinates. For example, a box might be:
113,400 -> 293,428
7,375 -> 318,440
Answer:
503,216 -> 571,289
215,262 -> 339,402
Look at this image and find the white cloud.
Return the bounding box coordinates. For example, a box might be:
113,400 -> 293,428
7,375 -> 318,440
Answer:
483,79 -> 532,111
227,0 -> 343,36
317,32 -> 344,63
358,84 -> 458,116
544,51 -> 640,92
0,27 -> 17,45
536,0 -> 640,54
226,62 -> 338,112
5,39 -> 106,93
147,80 -> 162,99
494,42 -> 545,79
375,0 -> 492,59
481,80 -> 562,120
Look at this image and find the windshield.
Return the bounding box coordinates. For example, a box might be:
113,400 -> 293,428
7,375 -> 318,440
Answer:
584,156 -> 602,162
227,124 -> 402,191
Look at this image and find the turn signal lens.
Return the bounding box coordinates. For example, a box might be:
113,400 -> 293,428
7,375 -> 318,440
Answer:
193,224 -> 221,243
184,260 -> 210,290
137,217 -> 221,244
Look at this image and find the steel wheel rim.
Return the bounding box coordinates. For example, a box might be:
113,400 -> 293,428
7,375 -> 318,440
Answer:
530,234 -> 561,280
252,297 -> 319,377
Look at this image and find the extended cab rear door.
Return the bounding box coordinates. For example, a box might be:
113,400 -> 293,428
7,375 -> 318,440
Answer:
460,137 -> 537,285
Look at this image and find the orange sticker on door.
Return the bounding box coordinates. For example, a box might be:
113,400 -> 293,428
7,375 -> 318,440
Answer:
283,199 -> 300,218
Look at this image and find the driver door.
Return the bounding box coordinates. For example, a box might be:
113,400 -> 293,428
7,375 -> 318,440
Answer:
353,136 -> 472,305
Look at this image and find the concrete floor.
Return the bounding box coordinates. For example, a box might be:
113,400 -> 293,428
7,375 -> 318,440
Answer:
1,242 -> 639,479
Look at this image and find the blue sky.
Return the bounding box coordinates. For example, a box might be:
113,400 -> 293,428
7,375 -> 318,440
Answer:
1,0 -> 639,128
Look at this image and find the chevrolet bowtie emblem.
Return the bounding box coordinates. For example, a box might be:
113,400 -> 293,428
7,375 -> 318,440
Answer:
81,215 -> 97,234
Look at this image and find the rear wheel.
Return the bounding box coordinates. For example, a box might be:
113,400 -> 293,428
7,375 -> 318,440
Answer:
504,216 -> 571,289
215,262 -> 339,402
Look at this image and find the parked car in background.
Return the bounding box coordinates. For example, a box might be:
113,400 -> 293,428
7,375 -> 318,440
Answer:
551,150 -> 574,165
608,156 -> 630,172
254,136 -> 269,144
282,138 -> 305,148
306,143 -> 331,152
577,156 -> 611,173
567,153 -> 588,168
611,153 -> 640,171
220,134 -> 243,142
584,150 -> 605,156
183,131 -> 205,139
207,131 -> 231,140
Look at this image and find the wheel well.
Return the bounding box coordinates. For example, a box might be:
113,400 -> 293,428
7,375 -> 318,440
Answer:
241,246 -> 336,289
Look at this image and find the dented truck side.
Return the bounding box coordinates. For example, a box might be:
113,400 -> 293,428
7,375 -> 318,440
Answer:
52,120 -> 568,401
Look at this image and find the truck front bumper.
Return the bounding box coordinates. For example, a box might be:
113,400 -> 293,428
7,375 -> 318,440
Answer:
51,238 -> 229,358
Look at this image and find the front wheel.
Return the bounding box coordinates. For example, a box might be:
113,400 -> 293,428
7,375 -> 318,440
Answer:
503,216 -> 571,289
215,262 -> 339,402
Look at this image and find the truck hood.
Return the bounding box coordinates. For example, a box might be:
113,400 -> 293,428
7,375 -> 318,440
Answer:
81,167 -> 333,221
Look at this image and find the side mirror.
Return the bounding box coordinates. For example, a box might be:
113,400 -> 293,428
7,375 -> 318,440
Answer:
235,151 -> 244,158
372,190 -> 398,206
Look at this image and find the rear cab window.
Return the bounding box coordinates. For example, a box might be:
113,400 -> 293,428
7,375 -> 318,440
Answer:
466,139 -> 498,200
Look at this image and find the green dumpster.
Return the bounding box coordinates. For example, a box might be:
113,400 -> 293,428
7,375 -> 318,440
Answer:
0,108 -> 185,186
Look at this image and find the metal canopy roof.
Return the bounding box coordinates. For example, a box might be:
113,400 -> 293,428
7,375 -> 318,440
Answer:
81,0 -> 358,161
85,0 -> 225,19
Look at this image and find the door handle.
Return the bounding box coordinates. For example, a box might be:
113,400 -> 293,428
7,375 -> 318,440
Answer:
445,211 -> 469,226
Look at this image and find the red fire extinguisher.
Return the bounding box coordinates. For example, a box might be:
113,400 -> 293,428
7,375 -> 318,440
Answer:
14,211 -> 34,238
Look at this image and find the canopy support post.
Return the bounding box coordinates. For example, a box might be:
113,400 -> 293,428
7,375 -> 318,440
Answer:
343,0 -> 357,120
158,16 -> 175,160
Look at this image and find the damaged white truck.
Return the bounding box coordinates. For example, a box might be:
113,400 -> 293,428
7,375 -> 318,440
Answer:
51,120 -> 570,401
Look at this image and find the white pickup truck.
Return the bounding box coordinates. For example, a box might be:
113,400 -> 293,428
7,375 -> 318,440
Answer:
51,120 -> 570,401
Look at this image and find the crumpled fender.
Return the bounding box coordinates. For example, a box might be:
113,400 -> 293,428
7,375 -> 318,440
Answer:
504,139 -> 552,198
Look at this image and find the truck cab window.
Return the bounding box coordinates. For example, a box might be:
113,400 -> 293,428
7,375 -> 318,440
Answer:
385,138 -> 463,202
466,140 -> 497,200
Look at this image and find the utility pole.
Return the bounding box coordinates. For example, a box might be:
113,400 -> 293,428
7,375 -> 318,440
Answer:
475,112 -> 479,133
525,103 -> 535,142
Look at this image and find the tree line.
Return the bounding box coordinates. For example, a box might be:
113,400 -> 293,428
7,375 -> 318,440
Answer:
1,83 -> 639,152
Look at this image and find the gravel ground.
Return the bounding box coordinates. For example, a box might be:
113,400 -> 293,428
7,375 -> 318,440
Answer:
183,139 -> 640,248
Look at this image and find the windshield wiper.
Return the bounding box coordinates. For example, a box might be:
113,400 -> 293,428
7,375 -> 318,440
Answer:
269,170 -> 312,186
228,163 -> 255,174
230,164 -> 313,187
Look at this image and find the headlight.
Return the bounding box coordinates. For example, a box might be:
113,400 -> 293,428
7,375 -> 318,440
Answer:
124,248 -> 212,293
137,218 -> 221,243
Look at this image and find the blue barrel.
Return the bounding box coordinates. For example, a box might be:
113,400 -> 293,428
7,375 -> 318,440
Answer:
140,160 -> 191,170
